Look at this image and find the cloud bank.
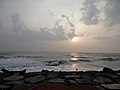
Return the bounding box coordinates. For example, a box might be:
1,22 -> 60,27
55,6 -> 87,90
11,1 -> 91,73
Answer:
80,0 -> 120,26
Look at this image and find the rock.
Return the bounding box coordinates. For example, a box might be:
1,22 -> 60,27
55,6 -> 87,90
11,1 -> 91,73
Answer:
64,75 -> 80,79
0,84 -> 11,89
76,79 -> 94,84
80,73 -> 93,80
3,75 -> 25,81
47,72 -> 59,78
25,75 -> 46,84
47,78 -> 65,83
103,67 -> 113,73
101,84 -> 120,89
93,77 -> 112,83
4,80 -> 25,85
1,69 -> 26,75
68,80 -> 77,84
104,73 -> 120,79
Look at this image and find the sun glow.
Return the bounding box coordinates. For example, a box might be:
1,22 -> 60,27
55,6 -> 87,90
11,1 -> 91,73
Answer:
71,37 -> 78,42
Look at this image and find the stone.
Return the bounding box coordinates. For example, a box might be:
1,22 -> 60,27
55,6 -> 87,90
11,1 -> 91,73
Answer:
4,80 -> 25,85
3,75 -> 25,81
47,72 -> 59,78
47,78 -> 65,83
101,84 -> 120,89
93,77 -> 112,83
76,79 -> 94,84
64,75 -> 80,79
68,80 -> 77,84
103,67 -> 113,73
104,73 -> 120,79
25,75 -> 46,84
80,73 -> 93,80
0,84 -> 11,89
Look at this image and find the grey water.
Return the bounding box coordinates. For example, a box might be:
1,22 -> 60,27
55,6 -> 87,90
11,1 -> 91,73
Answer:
0,52 -> 120,72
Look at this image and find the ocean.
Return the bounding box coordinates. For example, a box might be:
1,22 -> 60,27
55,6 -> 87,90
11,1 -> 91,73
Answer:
0,52 -> 120,72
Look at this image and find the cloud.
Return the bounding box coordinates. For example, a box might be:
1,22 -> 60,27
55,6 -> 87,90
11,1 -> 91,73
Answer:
55,14 -> 78,39
0,20 -> 2,28
80,0 -> 100,25
104,0 -> 120,26
80,0 -> 120,26
0,12 -> 79,51
6,13 -> 68,41
48,9 -> 56,17
11,13 -> 26,33
93,36 -> 112,41
61,14 -> 74,27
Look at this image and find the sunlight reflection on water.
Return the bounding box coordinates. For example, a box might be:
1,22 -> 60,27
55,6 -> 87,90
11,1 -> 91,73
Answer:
71,63 -> 78,71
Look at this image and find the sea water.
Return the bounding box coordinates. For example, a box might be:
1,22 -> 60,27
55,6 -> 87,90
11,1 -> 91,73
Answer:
0,52 -> 120,72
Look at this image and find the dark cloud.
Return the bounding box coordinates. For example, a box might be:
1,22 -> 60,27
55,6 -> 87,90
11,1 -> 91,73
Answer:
61,14 -> 74,27
104,0 -> 120,26
11,13 -> 26,33
3,13 -> 68,41
55,14 -> 78,39
80,0 -> 100,25
80,0 -> 120,26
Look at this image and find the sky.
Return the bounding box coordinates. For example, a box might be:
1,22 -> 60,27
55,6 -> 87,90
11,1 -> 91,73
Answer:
0,0 -> 120,53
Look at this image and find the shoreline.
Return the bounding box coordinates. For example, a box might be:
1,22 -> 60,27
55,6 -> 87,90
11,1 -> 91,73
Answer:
0,67 -> 120,90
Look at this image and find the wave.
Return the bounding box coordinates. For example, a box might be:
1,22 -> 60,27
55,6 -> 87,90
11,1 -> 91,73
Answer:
69,59 -> 92,62
0,55 -> 47,59
44,60 -> 68,66
99,57 -> 119,61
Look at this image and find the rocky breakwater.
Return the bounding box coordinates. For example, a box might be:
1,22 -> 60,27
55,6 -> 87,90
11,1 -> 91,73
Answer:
0,67 -> 119,90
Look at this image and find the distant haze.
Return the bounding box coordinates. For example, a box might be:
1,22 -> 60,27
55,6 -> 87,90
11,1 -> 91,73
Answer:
0,0 -> 120,53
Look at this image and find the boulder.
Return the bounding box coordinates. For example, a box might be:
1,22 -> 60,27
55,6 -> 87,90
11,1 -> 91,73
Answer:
0,84 -> 11,89
80,73 -> 93,80
47,78 -> 65,83
4,80 -> 25,85
25,75 -> 46,84
3,75 -> 25,81
76,79 -> 94,84
93,77 -> 112,83
64,75 -> 80,79
101,84 -> 120,89
103,67 -> 113,73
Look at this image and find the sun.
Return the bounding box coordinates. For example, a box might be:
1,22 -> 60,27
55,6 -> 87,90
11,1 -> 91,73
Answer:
71,37 -> 78,42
